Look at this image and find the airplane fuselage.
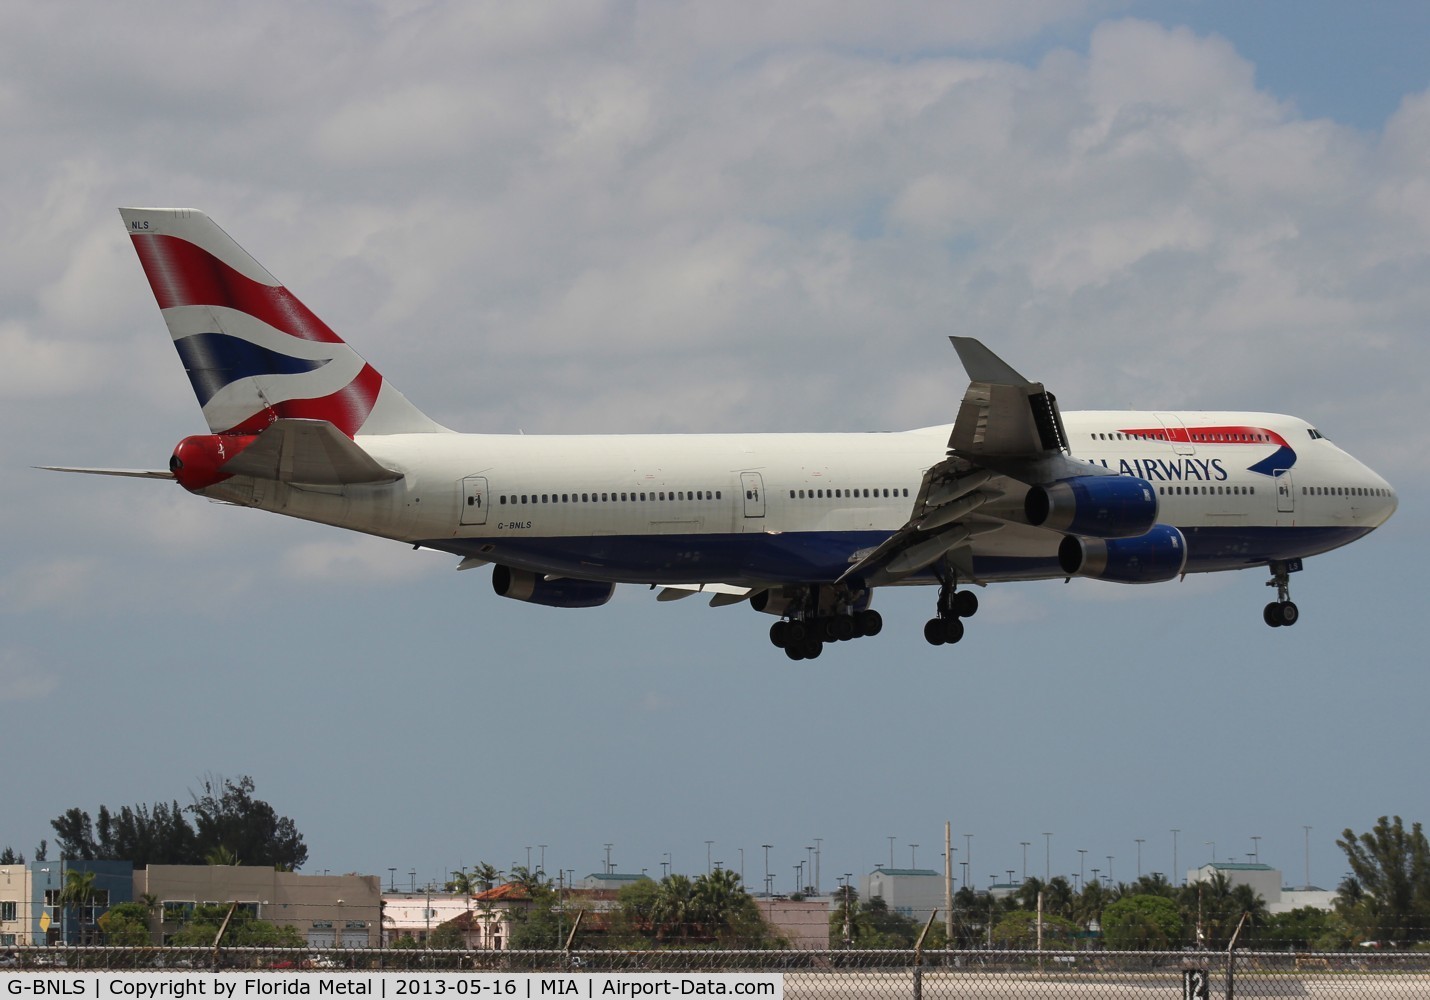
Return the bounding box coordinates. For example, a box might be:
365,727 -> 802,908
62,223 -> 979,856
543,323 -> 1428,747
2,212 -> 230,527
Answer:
198,409 -> 1396,588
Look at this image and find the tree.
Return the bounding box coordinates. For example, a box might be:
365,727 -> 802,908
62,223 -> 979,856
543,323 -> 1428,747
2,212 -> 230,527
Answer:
57,869 -> 98,945
1101,894 -> 1184,949
990,909 -> 1078,948
47,778 -> 304,869
98,902 -> 152,946
189,775 -> 307,871
0,847 -> 23,864
1337,816 -> 1430,945
167,904 -> 304,947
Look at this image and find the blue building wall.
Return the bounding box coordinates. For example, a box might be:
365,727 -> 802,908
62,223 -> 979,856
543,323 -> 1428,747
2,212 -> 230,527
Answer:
31,860 -> 133,945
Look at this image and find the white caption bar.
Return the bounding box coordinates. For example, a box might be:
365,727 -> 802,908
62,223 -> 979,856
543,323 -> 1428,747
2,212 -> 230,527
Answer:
3,973 -> 783,1000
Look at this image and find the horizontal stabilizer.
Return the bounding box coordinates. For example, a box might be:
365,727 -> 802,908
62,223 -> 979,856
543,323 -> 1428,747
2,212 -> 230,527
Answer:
38,466 -> 176,480
221,419 -> 402,486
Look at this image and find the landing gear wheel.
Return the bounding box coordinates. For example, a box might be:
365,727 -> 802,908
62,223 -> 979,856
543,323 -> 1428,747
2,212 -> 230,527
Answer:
802,639 -> 824,659
831,615 -> 857,641
924,618 -> 946,646
770,621 -> 789,648
941,617 -> 965,644
785,643 -> 805,660
952,590 -> 979,618
856,609 -> 883,637
1264,601 -> 1299,627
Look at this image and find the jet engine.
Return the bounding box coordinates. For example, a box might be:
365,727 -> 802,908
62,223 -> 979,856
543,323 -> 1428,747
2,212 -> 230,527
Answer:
491,566 -> 615,608
1025,475 -> 1158,538
1058,523 -> 1187,584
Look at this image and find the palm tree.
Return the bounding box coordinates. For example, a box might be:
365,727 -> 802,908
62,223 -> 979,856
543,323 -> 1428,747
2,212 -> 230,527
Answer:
691,868 -> 744,941
205,845 -> 240,866
57,869 -> 98,945
650,875 -> 695,943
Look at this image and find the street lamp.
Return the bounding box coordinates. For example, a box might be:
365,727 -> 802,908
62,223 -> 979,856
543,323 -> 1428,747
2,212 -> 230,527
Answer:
1078,850 -> 1086,887
1043,833 -> 1052,883
1135,839 -> 1144,879
1020,842 -> 1030,882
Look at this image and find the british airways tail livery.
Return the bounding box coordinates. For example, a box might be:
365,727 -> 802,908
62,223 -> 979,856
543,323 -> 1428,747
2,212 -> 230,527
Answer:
48,208 -> 1398,658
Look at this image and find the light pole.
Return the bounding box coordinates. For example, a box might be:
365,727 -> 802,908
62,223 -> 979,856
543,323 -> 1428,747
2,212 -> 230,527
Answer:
388,868 -> 396,892
814,838 -> 822,895
1171,829 -> 1180,885
1251,836 -> 1261,864
1107,856 -> 1114,885
888,836 -> 896,870
1078,850 -> 1086,888
1304,826 -> 1313,889
762,845 -> 772,895
707,841 -> 714,875
1020,842 -> 1030,883
909,844 -> 918,870
1135,839 -> 1144,879
1043,833 -> 1052,883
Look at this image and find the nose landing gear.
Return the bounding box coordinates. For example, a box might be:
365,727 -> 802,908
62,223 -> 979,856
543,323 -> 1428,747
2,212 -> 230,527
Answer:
1263,559 -> 1301,627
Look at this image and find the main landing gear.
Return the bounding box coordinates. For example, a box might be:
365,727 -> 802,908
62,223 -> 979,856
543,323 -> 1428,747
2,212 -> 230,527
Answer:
770,610 -> 883,660
1263,559 -> 1300,627
768,586 -> 883,660
924,581 -> 978,646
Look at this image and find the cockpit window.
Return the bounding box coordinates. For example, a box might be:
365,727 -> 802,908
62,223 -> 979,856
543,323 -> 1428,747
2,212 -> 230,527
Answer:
1307,429 -> 1325,441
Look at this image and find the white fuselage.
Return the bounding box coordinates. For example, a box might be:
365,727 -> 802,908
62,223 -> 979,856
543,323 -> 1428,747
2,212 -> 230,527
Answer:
200,410 -> 1396,589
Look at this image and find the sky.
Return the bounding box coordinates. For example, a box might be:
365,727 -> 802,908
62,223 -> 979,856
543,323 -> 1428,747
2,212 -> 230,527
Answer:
2,0 -> 1428,900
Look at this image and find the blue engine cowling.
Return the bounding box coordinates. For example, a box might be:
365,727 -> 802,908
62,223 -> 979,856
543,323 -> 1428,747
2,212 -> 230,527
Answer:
492,566 -> 615,608
1025,475 -> 1159,538
1058,524 -> 1187,584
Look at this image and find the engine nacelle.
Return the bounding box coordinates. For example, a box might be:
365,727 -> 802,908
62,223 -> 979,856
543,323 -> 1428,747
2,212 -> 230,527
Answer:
491,566 -> 615,608
1058,524 -> 1187,584
1025,475 -> 1158,538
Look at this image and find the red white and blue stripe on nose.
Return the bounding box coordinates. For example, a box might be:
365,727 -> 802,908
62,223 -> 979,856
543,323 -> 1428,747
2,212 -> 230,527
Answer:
130,232 -> 380,437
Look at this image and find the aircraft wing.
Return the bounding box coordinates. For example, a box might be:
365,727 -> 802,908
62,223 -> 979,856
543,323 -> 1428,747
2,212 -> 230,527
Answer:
221,419 -> 403,486
840,337 -> 1108,588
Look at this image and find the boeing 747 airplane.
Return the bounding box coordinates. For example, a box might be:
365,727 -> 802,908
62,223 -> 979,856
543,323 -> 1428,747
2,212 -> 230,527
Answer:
47,209 -> 1399,659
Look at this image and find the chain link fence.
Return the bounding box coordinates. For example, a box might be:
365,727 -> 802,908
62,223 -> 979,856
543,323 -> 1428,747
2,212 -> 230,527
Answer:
5,946 -> 1430,996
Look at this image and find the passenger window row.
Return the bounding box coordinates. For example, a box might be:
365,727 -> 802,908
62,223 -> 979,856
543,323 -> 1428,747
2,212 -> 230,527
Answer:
787,487 -> 910,500
1302,486 -> 1390,497
1158,485 -> 1255,496
1091,431 -> 1273,443
499,490 -> 722,505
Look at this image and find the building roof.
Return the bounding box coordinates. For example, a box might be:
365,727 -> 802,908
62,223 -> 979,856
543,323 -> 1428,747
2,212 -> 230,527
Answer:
870,868 -> 940,877
472,883 -> 532,902
1201,863 -> 1275,872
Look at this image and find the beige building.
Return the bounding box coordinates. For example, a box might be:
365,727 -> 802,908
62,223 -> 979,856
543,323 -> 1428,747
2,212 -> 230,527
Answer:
134,866 -> 381,947
1,865 -> 32,946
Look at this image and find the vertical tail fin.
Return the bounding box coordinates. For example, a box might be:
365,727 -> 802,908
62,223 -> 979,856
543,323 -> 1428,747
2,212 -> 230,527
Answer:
120,208 -> 448,436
